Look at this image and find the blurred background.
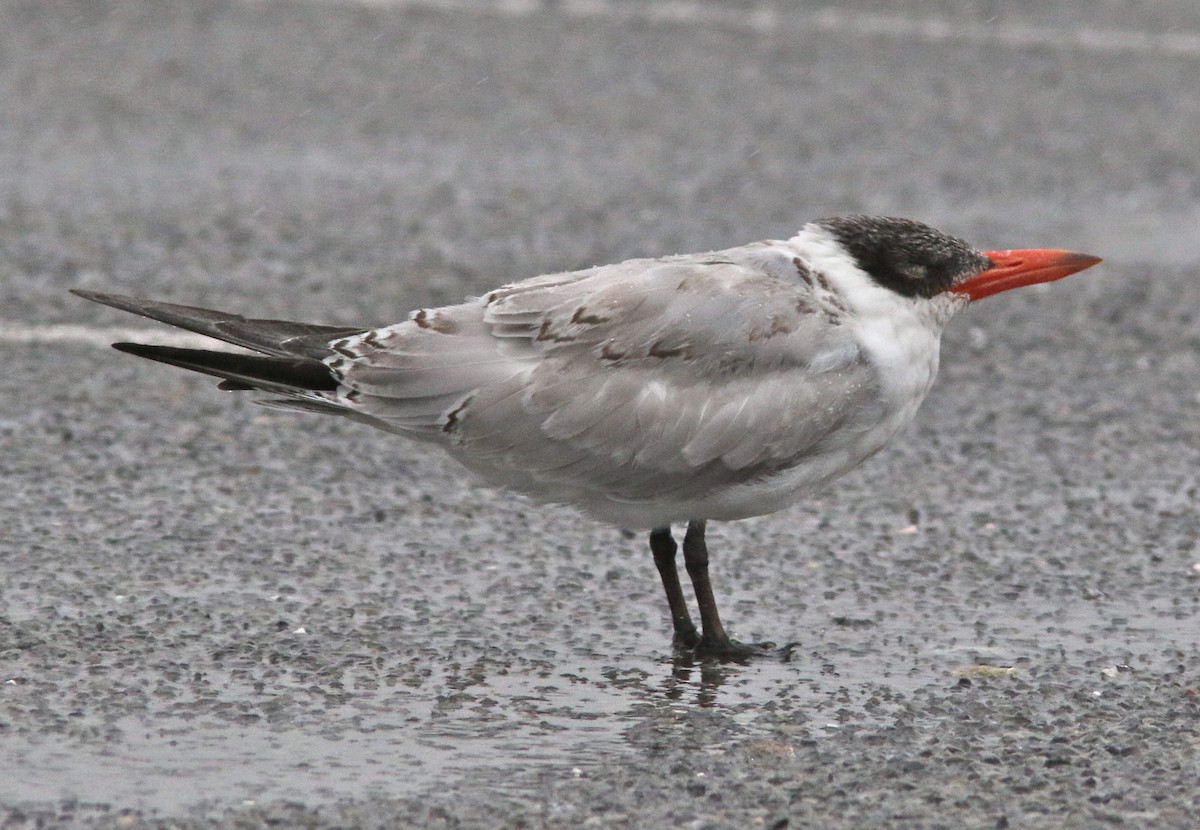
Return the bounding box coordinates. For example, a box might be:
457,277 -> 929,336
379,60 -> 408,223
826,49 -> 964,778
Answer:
2,2 -> 1198,828
6,0 -> 1198,323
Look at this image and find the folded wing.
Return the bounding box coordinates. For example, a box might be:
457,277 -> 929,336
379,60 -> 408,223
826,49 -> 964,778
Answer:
76,243 -> 884,515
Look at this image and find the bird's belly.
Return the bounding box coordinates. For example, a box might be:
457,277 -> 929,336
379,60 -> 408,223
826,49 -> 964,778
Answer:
451,307 -> 944,530
677,425 -> 904,522
532,408 -> 909,530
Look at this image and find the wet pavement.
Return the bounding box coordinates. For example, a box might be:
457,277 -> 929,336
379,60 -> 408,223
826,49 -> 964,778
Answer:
1,1 -> 1199,827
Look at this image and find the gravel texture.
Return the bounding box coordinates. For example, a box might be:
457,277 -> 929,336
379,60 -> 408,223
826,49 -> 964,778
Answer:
1,1 -> 1198,827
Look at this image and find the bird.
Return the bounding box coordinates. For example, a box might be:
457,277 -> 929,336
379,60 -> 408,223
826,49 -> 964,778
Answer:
73,216 -> 1102,660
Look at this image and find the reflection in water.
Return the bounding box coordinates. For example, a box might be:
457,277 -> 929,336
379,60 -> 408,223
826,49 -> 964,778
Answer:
661,654 -> 746,707
17,598 -> 1143,813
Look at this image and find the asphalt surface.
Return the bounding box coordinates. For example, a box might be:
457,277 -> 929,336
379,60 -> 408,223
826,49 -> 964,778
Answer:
2,1 -> 1199,827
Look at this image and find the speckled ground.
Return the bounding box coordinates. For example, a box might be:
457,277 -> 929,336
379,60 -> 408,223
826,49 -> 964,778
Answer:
1,1 -> 1198,828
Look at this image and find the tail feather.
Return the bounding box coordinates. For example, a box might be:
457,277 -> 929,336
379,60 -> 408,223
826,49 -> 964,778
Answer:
71,290 -> 366,359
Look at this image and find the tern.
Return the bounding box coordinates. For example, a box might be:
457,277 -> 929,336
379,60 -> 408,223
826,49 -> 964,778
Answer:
74,216 -> 1101,659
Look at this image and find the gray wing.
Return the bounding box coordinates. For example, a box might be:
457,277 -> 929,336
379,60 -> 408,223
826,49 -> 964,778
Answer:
330,243 -> 883,503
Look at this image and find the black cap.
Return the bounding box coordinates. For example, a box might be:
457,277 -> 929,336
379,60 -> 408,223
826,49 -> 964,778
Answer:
817,216 -> 989,299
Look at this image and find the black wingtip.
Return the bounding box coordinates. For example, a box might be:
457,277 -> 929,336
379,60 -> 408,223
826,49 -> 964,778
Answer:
110,342 -> 339,392
72,289 -> 368,360
72,290 -> 179,322
113,342 -> 179,361
71,289 -> 137,308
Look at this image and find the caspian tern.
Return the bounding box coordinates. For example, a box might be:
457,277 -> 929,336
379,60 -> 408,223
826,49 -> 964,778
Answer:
73,216 -> 1101,659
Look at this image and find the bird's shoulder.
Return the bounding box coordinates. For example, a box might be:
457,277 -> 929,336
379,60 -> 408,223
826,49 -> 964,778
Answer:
470,240 -> 855,373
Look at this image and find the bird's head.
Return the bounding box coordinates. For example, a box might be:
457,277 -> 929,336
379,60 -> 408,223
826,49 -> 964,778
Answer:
815,215 -> 1102,302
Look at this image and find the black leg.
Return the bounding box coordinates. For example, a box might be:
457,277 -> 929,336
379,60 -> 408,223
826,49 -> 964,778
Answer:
681,520 -> 736,652
650,527 -> 700,650
681,520 -> 797,661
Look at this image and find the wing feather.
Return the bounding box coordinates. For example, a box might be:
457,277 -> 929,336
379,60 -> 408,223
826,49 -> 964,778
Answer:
333,243 -> 878,501
77,239 -> 908,526
323,242 -> 883,513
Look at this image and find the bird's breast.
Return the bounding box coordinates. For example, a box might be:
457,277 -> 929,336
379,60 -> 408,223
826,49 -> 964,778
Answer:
850,299 -> 946,437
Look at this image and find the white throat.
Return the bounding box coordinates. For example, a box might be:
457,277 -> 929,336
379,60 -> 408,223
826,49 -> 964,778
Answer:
788,222 -> 968,420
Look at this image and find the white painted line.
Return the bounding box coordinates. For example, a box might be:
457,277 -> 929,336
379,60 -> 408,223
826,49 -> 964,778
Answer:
0,323 -> 245,351
295,0 -> 1200,59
